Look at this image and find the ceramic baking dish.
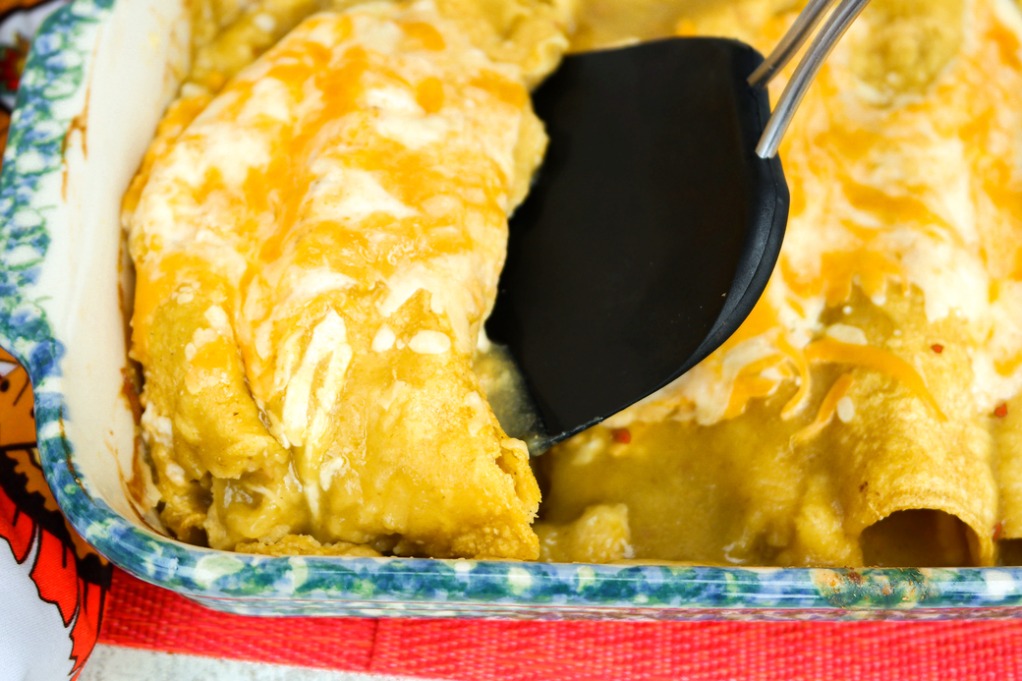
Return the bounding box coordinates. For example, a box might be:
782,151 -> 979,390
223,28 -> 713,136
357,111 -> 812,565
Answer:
2,0 -> 1022,619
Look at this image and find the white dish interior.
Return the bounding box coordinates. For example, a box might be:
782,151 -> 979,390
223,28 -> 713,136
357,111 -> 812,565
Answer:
43,0 -> 188,527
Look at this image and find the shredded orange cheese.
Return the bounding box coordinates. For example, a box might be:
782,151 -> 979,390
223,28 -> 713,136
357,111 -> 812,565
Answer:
792,372 -> 856,443
804,338 -> 946,420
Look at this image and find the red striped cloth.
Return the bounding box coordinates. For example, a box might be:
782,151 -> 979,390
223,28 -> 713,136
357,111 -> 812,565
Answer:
101,569 -> 1022,680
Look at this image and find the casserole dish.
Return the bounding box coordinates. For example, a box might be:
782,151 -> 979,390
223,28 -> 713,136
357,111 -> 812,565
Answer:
3,0 -> 1022,618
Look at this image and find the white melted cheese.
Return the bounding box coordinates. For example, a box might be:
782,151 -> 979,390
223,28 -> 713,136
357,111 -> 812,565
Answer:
279,311 -> 352,447
409,329 -> 452,354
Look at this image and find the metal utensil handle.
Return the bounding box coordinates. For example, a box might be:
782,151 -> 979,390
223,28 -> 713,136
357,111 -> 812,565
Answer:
748,0 -> 840,88
754,0 -> 872,159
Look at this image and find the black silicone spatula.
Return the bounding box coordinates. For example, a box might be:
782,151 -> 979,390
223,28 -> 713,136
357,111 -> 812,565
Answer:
485,0 -> 870,452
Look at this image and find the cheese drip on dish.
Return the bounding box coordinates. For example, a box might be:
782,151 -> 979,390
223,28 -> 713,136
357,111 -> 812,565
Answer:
127,0 -> 562,558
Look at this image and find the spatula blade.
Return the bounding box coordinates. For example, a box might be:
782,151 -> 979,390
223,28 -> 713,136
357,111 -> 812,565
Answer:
486,37 -> 789,450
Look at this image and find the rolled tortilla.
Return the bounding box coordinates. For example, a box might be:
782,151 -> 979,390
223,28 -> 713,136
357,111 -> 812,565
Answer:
128,0 -> 571,558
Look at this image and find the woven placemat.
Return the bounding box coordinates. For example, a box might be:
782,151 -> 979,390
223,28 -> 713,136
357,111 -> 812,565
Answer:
100,569 -> 1022,680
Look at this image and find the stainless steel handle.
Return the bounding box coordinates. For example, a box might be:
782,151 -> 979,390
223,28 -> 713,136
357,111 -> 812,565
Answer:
753,0 -> 872,159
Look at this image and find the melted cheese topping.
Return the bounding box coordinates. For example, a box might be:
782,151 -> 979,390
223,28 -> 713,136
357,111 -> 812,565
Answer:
128,0 -> 553,557
132,3 -> 534,397
608,0 -> 1022,429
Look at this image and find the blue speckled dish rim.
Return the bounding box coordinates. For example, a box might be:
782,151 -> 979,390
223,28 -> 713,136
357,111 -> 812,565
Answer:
4,0 -> 1022,619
